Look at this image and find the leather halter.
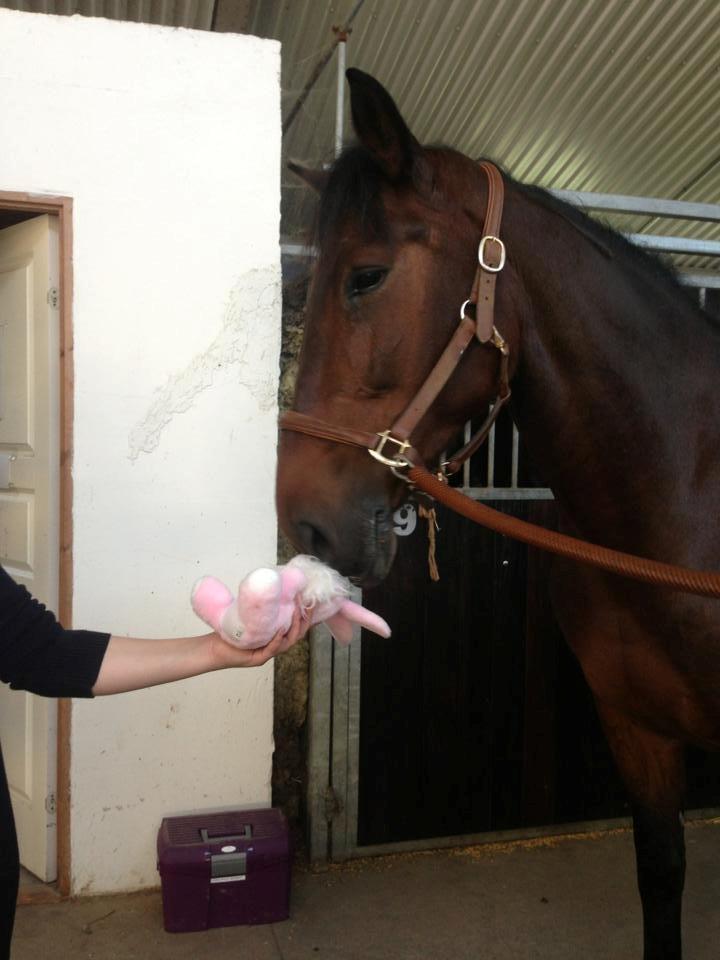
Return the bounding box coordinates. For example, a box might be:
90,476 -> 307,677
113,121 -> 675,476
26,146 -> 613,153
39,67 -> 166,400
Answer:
280,161 -> 511,483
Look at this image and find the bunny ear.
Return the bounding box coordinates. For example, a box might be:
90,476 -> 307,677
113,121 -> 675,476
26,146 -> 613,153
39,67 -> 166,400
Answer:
324,602 -> 392,645
337,599 -> 392,639
324,613 -> 354,646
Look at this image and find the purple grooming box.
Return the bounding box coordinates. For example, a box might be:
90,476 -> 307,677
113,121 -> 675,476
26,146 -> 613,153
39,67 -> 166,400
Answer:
157,808 -> 291,932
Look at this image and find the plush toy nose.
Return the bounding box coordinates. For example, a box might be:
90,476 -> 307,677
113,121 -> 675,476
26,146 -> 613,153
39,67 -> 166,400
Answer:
244,568 -> 281,593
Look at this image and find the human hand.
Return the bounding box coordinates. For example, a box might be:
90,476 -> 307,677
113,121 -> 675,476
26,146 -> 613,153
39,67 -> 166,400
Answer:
209,605 -> 310,669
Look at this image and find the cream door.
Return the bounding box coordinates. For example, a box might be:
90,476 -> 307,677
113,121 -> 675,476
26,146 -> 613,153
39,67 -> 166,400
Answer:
0,214 -> 60,882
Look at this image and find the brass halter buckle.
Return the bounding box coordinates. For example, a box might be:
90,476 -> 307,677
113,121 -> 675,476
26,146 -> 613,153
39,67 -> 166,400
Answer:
478,235 -> 506,273
368,430 -> 414,482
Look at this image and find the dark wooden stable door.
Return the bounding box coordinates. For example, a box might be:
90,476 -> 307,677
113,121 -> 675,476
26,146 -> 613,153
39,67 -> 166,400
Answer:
358,501 -> 720,848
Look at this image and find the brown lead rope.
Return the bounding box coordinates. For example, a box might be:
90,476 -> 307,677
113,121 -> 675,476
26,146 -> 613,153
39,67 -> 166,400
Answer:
408,465 -> 720,599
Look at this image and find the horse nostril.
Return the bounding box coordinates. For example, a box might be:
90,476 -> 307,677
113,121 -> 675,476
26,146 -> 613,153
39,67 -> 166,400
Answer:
375,508 -> 393,542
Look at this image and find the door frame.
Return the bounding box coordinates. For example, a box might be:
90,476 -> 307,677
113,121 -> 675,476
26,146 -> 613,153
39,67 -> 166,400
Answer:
0,191 -> 73,895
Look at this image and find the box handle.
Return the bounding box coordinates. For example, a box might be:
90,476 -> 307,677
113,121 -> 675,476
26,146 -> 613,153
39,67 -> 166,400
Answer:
199,825 -> 252,843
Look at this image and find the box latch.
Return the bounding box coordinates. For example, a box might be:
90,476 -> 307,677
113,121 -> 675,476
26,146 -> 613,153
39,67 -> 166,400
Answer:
210,851 -> 247,884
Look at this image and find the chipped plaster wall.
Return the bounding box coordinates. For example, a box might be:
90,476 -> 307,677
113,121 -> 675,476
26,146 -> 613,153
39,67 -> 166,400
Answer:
0,10 -> 281,892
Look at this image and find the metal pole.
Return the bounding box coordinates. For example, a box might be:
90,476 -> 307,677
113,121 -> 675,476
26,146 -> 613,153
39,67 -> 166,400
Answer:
335,36 -> 347,158
282,0 -> 366,138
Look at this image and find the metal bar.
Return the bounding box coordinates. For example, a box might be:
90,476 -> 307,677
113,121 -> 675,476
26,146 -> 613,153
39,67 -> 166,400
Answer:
282,0 -> 367,137
342,809 -> 720,863
306,627 -> 334,863
329,593 -> 363,862
330,635 -> 351,861
700,288 -> 707,310
335,37 -> 347,158
511,424 -> 520,489
551,190 -> 720,223
281,242 -> 316,258
626,234 -> 720,257
486,421 -> 496,488
347,816 -> 634,861
344,623 -> 363,858
679,272 -> 720,289
462,487 -> 555,501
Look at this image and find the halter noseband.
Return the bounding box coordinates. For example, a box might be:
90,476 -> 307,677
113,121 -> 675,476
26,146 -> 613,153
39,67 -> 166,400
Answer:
280,161 -> 511,483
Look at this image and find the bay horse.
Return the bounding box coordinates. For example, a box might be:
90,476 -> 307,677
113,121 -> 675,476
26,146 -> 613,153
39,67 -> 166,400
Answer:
276,68 -> 720,959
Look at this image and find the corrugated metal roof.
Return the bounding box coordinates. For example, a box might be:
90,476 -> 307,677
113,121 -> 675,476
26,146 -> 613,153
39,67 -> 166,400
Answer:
2,0 -> 719,272
243,0 -> 720,273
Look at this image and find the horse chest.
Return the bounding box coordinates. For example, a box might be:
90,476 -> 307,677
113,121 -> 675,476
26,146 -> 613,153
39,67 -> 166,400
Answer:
550,563 -> 720,744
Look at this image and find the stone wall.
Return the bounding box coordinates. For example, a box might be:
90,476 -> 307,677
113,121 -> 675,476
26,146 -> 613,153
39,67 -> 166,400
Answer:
273,273 -> 312,852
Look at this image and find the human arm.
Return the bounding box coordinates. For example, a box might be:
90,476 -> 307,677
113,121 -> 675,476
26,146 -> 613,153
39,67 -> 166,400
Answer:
91,609 -> 306,696
0,565 -> 305,699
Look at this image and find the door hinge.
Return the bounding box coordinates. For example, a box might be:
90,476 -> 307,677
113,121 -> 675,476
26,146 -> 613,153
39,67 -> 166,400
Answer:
47,287 -> 59,309
45,793 -> 56,815
324,785 -> 343,822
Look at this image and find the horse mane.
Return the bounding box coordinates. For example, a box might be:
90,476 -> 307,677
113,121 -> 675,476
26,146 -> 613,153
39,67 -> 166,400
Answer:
506,173 -> 696,301
518,176 -> 720,336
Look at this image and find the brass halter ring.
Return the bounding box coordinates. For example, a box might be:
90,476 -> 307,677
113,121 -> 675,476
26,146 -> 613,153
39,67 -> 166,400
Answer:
368,431 -> 414,483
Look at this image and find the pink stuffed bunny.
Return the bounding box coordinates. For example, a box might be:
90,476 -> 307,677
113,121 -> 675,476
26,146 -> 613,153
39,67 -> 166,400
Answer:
191,555 -> 391,649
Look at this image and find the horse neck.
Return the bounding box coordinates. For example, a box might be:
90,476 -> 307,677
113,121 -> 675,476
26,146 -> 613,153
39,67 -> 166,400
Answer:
505,191 -> 720,551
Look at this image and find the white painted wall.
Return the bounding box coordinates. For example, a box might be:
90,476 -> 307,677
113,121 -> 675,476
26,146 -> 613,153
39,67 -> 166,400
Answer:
0,10 -> 282,893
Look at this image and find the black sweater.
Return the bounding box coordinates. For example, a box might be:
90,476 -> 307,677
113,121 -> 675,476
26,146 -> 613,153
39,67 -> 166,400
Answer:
0,565 -> 109,698
0,566 -> 110,945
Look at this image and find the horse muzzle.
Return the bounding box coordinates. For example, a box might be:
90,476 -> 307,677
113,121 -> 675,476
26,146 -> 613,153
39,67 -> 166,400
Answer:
281,496 -> 397,587
276,436 -> 399,586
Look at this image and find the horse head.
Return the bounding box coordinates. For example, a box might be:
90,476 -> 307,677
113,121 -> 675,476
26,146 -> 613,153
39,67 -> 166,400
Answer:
277,69 -> 528,586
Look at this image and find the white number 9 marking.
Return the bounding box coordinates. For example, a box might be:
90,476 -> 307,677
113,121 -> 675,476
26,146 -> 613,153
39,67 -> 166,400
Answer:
393,503 -> 417,537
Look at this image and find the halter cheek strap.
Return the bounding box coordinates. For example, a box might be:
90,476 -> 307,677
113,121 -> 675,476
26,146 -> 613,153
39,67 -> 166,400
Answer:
473,161 -> 507,344
280,161 -> 511,482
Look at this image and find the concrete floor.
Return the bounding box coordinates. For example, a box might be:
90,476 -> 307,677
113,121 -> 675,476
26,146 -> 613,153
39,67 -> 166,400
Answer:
12,819 -> 720,959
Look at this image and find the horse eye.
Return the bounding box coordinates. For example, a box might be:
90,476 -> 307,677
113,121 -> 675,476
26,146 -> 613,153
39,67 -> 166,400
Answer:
348,267 -> 388,298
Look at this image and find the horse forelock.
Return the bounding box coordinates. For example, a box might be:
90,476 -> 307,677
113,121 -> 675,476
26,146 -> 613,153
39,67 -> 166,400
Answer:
315,146 -> 389,248
313,144 -> 467,250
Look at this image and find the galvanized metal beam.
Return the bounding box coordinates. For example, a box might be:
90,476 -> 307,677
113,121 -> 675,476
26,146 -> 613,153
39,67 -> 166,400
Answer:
551,190 -> 720,223
305,627 -> 334,863
681,272 -> 720,290
626,234 -> 720,257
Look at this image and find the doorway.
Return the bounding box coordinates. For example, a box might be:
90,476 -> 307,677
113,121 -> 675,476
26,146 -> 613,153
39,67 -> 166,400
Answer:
0,193 -> 73,899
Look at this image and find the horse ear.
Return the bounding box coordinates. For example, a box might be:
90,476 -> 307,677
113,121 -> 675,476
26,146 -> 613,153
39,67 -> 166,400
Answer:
288,161 -> 329,193
346,68 -> 419,180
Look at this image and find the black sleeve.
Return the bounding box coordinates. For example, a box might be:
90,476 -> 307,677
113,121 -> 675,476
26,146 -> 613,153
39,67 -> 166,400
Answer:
0,566 -> 110,698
